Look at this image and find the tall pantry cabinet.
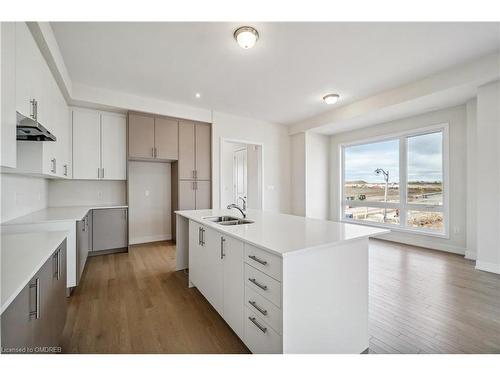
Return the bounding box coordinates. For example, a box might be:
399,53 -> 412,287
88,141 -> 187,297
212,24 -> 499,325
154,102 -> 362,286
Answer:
127,112 -> 212,243
174,121 -> 212,210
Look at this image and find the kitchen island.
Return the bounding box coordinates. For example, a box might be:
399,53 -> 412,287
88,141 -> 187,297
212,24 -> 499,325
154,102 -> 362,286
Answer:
175,209 -> 388,354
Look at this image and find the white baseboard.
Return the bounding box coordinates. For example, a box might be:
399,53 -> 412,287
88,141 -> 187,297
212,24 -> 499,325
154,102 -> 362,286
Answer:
464,250 -> 477,260
475,261 -> 500,274
376,235 -> 466,256
130,234 -> 172,245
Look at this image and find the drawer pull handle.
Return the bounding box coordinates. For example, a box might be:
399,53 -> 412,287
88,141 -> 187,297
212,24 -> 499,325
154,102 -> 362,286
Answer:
248,255 -> 267,265
29,278 -> 40,320
249,317 -> 267,333
248,278 -> 268,291
249,300 -> 268,316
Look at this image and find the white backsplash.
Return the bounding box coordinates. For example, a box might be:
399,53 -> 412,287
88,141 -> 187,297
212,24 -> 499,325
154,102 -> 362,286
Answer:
48,179 -> 127,207
1,173 -> 49,223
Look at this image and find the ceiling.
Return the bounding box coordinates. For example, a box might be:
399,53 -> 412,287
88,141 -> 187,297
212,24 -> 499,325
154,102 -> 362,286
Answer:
51,22 -> 500,125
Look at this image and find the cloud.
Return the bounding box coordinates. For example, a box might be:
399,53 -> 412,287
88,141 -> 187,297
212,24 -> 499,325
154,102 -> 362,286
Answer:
345,132 -> 442,182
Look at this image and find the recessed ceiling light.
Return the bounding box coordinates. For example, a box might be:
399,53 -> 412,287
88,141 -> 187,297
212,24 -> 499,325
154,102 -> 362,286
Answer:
234,26 -> 259,49
195,93 -> 201,98
323,94 -> 340,105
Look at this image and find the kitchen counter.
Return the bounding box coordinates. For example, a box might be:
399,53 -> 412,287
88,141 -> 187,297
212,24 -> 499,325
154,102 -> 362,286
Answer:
175,209 -> 390,353
175,208 -> 388,257
2,204 -> 128,225
1,230 -> 68,314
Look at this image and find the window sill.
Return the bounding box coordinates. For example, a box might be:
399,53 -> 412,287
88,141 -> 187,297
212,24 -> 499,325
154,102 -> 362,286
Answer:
341,218 -> 449,239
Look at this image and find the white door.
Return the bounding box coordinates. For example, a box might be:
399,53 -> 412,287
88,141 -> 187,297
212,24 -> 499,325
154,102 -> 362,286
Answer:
233,148 -> 247,205
101,113 -> 127,180
72,109 -> 101,179
222,235 -> 244,339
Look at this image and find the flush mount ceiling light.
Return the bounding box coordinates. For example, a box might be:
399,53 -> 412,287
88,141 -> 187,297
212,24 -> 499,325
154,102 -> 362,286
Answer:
234,26 -> 259,49
323,94 -> 340,105
195,93 -> 201,98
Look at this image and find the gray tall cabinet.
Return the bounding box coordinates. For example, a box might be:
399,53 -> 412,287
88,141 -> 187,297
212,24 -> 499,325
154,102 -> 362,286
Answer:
127,112 -> 212,244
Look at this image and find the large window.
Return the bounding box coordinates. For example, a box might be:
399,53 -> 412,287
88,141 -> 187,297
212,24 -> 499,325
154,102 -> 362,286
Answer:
341,125 -> 447,235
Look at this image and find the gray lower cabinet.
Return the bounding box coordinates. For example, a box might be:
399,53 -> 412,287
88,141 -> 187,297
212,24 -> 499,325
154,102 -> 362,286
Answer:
92,208 -> 128,252
1,240 -> 67,353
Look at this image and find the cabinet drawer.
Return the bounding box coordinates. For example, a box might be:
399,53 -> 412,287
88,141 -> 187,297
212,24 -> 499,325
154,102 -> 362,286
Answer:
244,306 -> 282,354
244,244 -> 281,281
245,264 -> 281,308
245,286 -> 282,334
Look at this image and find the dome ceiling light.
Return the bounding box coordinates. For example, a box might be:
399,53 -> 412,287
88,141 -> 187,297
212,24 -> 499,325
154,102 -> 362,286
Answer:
234,26 -> 259,49
323,94 -> 340,105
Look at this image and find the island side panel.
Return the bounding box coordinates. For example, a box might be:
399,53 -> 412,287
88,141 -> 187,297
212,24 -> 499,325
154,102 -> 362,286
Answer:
175,214 -> 189,271
282,238 -> 369,354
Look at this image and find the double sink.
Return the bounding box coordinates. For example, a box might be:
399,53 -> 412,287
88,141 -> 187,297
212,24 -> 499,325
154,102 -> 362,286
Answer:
204,215 -> 254,226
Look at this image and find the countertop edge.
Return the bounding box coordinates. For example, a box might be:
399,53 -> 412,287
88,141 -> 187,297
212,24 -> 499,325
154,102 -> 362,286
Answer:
1,231 -> 69,315
2,205 -> 129,226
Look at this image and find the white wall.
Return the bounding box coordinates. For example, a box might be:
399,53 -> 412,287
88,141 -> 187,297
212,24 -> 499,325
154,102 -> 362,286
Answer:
128,161 -> 171,245
290,133 -> 306,216
48,180 -> 126,207
212,111 -> 291,214
475,80 -> 500,274
465,99 -> 477,260
0,174 -> 48,222
305,132 -> 330,220
329,105 -> 467,255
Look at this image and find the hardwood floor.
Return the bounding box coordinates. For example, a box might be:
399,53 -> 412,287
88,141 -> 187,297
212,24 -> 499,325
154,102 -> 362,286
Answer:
61,239 -> 500,354
61,241 -> 249,353
368,239 -> 500,354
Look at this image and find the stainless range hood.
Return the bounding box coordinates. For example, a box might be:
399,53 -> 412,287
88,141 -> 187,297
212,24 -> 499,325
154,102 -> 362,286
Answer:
16,111 -> 56,141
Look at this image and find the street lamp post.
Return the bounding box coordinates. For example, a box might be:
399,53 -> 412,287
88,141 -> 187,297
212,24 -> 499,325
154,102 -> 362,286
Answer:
374,168 -> 389,222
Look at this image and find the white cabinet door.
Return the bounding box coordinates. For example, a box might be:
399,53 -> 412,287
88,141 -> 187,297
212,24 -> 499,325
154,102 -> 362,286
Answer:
1,22 -> 16,168
101,113 -> 126,180
222,235 -> 244,339
197,226 -> 223,315
189,221 -> 203,288
15,22 -> 36,119
72,109 -> 101,179
56,99 -> 70,178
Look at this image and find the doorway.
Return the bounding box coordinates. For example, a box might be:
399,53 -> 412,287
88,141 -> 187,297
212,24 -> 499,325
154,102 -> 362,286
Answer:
220,139 -> 263,210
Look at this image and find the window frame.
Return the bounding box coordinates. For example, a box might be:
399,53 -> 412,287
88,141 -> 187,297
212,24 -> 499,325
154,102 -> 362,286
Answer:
339,123 -> 449,238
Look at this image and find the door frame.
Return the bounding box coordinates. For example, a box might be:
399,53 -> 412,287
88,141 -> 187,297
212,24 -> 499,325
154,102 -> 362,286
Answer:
219,137 -> 264,210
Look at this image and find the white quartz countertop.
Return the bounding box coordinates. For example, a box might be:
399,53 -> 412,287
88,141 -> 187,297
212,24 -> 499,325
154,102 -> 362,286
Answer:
1,230 -> 68,314
176,209 -> 389,256
2,204 -> 128,225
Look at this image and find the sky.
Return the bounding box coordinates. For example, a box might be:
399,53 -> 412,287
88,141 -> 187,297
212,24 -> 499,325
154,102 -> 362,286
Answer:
344,132 -> 442,183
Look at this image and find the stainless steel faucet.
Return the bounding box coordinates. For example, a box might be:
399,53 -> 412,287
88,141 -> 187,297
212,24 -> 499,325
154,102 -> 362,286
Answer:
227,203 -> 246,218
238,196 -> 247,211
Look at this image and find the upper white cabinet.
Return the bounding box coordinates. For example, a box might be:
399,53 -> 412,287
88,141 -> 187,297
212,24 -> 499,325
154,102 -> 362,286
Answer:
1,22 -> 17,168
101,113 -> 127,180
72,108 -> 126,180
14,22 -> 71,178
72,109 -> 101,179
